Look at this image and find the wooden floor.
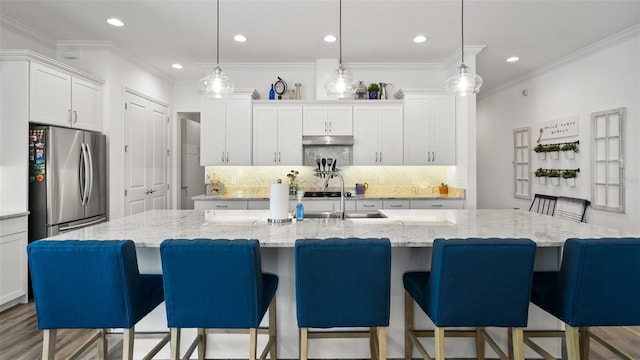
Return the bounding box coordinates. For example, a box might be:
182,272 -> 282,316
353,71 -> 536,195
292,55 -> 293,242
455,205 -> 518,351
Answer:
1,302 -> 639,360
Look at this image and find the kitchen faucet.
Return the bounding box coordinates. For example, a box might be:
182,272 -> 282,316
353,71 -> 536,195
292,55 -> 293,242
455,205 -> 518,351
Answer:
323,171 -> 345,220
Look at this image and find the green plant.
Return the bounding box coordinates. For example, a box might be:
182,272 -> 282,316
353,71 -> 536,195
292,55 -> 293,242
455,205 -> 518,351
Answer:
545,144 -> 561,152
440,182 -> 448,188
367,83 -> 380,92
533,144 -> 546,153
561,143 -> 578,152
547,169 -> 561,177
534,168 -> 547,177
286,169 -> 299,184
561,170 -> 577,179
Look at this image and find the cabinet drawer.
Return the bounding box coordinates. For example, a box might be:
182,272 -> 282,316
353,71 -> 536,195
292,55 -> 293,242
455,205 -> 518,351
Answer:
194,200 -> 248,210
356,200 -> 383,212
410,199 -> 464,209
0,216 -> 28,237
247,200 -> 269,210
383,200 -> 410,209
303,200 -> 337,212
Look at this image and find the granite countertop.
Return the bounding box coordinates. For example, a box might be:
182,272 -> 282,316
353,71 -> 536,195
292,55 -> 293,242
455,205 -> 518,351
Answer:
43,209 -> 634,248
0,211 -> 30,220
192,191 -> 465,201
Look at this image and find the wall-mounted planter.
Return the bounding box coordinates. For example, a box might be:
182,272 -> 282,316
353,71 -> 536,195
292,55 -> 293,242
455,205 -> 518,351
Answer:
549,177 -> 560,186
537,152 -> 546,160
537,177 -> 547,185
564,177 -> 576,187
549,151 -> 560,160
564,150 -> 576,159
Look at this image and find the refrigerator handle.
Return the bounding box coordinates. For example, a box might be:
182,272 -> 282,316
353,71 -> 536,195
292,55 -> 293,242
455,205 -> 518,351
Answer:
85,142 -> 95,205
80,143 -> 90,206
79,143 -> 86,205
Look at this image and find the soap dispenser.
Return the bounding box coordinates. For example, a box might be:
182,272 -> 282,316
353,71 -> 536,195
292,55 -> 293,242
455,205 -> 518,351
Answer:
296,190 -> 304,221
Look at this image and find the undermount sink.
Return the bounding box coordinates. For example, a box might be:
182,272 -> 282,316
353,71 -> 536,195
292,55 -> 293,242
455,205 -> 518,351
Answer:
304,212 -> 385,219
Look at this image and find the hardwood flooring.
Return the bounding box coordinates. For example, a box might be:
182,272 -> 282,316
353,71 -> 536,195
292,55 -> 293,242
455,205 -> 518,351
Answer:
1,302 -> 639,359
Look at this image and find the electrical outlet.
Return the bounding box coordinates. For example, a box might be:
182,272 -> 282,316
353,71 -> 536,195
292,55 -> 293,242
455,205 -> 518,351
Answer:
231,177 -> 237,185
379,176 -> 384,184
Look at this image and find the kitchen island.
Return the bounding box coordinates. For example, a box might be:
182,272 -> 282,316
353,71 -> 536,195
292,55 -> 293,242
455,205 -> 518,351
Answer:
44,209 -> 634,359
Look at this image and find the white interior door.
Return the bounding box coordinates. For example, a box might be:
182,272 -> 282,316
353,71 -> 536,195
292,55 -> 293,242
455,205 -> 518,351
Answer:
181,115 -> 204,209
149,102 -> 168,210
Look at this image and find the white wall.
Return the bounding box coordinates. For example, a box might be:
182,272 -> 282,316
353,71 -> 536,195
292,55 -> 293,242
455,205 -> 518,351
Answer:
0,20 -> 56,58
477,27 -> 639,232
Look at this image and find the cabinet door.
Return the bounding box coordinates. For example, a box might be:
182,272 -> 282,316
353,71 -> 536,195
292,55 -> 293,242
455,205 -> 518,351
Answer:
71,77 -> 103,132
29,62 -> 71,127
353,106 -> 380,165
430,95 -> 456,165
277,106 -> 303,165
327,105 -> 353,135
200,98 -> 226,165
0,217 -> 28,308
403,95 -> 430,165
252,106 -> 279,165
225,97 -> 253,165
302,106 -> 327,135
410,199 -> 464,209
379,106 -> 403,165
356,199 -> 383,213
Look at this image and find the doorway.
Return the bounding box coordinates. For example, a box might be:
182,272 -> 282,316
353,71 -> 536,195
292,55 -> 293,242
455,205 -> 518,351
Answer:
180,112 -> 204,209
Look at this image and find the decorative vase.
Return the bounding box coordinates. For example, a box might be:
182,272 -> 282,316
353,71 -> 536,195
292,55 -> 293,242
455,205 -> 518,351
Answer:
439,186 -> 448,195
537,177 -> 547,185
356,81 -> 367,99
369,90 -> 378,99
537,152 -> 546,160
289,183 -> 297,195
549,151 -> 559,160
269,84 -> 275,100
564,150 -> 576,159
550,177 -> 560,186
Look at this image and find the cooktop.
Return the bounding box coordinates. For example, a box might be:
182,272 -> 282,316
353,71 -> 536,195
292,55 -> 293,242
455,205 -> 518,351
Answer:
303,191 -> 343,198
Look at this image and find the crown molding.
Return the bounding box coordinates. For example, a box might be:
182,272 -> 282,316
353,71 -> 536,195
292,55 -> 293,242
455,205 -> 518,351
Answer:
197,63 -> 315,71
0,49 -> 104,84
479,24 -> 640,100
56,40 -> 175,85
0,14 -> 56,49
442,45 -> 486,72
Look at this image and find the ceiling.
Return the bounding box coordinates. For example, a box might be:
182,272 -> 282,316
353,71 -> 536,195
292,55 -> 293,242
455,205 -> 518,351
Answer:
1,0 -> 639,93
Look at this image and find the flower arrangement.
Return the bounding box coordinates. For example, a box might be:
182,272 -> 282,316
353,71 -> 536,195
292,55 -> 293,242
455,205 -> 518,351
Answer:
286,170 -> 300,184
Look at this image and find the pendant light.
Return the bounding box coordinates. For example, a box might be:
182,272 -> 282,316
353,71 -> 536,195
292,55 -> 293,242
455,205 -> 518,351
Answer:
445,0 -> 482,96
325,0 -> 357,98
199,0 -> 235,98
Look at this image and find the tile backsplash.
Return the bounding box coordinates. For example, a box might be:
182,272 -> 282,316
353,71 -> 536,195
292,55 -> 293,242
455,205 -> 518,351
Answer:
204,166 -> 456,194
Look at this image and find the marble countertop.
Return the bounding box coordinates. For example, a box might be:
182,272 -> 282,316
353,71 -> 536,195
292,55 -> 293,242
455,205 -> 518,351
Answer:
43,209 -> 634,248
192,193 -> 465,201
0,211 -> 29,220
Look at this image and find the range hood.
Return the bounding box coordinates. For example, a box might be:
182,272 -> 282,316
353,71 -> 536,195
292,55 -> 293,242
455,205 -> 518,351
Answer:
302,135 -> 354,146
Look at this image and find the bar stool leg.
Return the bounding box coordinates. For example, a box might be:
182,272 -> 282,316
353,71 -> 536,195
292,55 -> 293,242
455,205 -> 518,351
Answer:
197,328 -> 206,360
249,328 -> 257,360
378,326 -> 387,360
579,327 -> 590,359
170,328 -> 180,360
434,326 -> 445,360
123,326 -> 135,360
97,329 -> 107,360
512,327 -> 525,360
404,291 -> 414,360
565,324 -> 580,360
299,328 -> 308,360
269,298 -> 277,360
42,329 -> 56,360
476,327 -> 485,360
370,327 -> 378,360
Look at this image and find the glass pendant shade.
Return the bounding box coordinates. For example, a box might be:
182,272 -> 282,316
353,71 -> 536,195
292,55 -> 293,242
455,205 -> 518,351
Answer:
199,66 -> 235,98
445,63 -> 483,96
325,66 -> 357,98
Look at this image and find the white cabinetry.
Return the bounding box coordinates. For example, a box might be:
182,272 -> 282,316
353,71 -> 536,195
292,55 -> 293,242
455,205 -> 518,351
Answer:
200,90 -> 257,166
410,199 -> 464,209
30,62 -> 103,132
356,199 -> 383,213
353,105 -> 403,165
401,91 -> 456,165
383,199 -> 410,209
0,216 -> 28,311
194,200 -> 248,210
303,105 -> 352,135
253,105 -> 302,165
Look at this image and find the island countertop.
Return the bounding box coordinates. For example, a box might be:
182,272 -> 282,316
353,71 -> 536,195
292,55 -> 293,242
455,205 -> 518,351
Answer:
43,209 -> 633,247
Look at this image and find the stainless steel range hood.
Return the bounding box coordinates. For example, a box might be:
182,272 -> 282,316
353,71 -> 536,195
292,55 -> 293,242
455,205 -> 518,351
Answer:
302,135 -> 354,146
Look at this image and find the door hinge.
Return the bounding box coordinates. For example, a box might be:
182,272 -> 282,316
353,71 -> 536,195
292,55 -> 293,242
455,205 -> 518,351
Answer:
124,189 -> 127,196
124,145 -> 128,153
167,184 -> 170,190
125,103 -> 128,110
167,149 -> 170,157
167,116 -> 170,123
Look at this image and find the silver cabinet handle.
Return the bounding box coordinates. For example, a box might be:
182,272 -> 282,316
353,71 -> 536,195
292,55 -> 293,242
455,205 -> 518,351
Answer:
226,152 -> 229,163
328,121 -> 332,133
274,152 -> 277,163
380,152 -> 382,163
431,204 -> 444,208
432,151 -> 435,163
389,204 -> 403,208
222,151 -> 225,163
73,110 -> 78,123
215,204 -> 228,208
68,109 -> 73,124
428,151 -> 431,162
363,204 -> 376,208
375,152 -> 378,163
278,152 -> 281,163
325,121 -> 328,133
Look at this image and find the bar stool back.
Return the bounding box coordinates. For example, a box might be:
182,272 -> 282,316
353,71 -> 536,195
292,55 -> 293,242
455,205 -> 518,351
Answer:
403,238 -> 537,360
160,239 -> 278,360
27,240 -> 167,360
295,238 -> 391,360
525,237 -> 640,360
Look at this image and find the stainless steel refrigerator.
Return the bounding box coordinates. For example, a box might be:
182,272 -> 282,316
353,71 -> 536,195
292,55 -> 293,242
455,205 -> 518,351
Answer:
28,125 -> 107,240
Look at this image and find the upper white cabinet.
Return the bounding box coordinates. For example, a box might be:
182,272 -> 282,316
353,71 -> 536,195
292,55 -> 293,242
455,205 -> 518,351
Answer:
353,105 -> 403,165
30,62 -> 103,132
200,90 -> 257,166
303,105 -> 352,136
253,105 -> 303,165
401,91 -> 456,165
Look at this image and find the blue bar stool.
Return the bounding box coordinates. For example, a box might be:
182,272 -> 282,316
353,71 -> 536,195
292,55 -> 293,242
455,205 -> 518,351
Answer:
404,238 -> 537,360
295,238 -> 391,360
524,238 -> 640,360
160,239 -> 278,360
27,240 -> 168,360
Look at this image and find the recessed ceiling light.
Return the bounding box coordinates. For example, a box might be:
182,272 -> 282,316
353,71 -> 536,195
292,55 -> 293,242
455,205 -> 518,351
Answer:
171,64 -> 183,70
506,56 -> 520,63
234,34 -> 247,42
106,18 -> 124,27
413,35 -> 428,43
324,35 -> 337,43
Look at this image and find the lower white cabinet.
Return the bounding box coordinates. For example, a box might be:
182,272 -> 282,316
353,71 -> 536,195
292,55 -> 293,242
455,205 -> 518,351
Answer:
194,200 -> 248,210
383,199 -> 410,209
356,199 -> 383,213
0,215 -> 28,311
410,199 -> 465,209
